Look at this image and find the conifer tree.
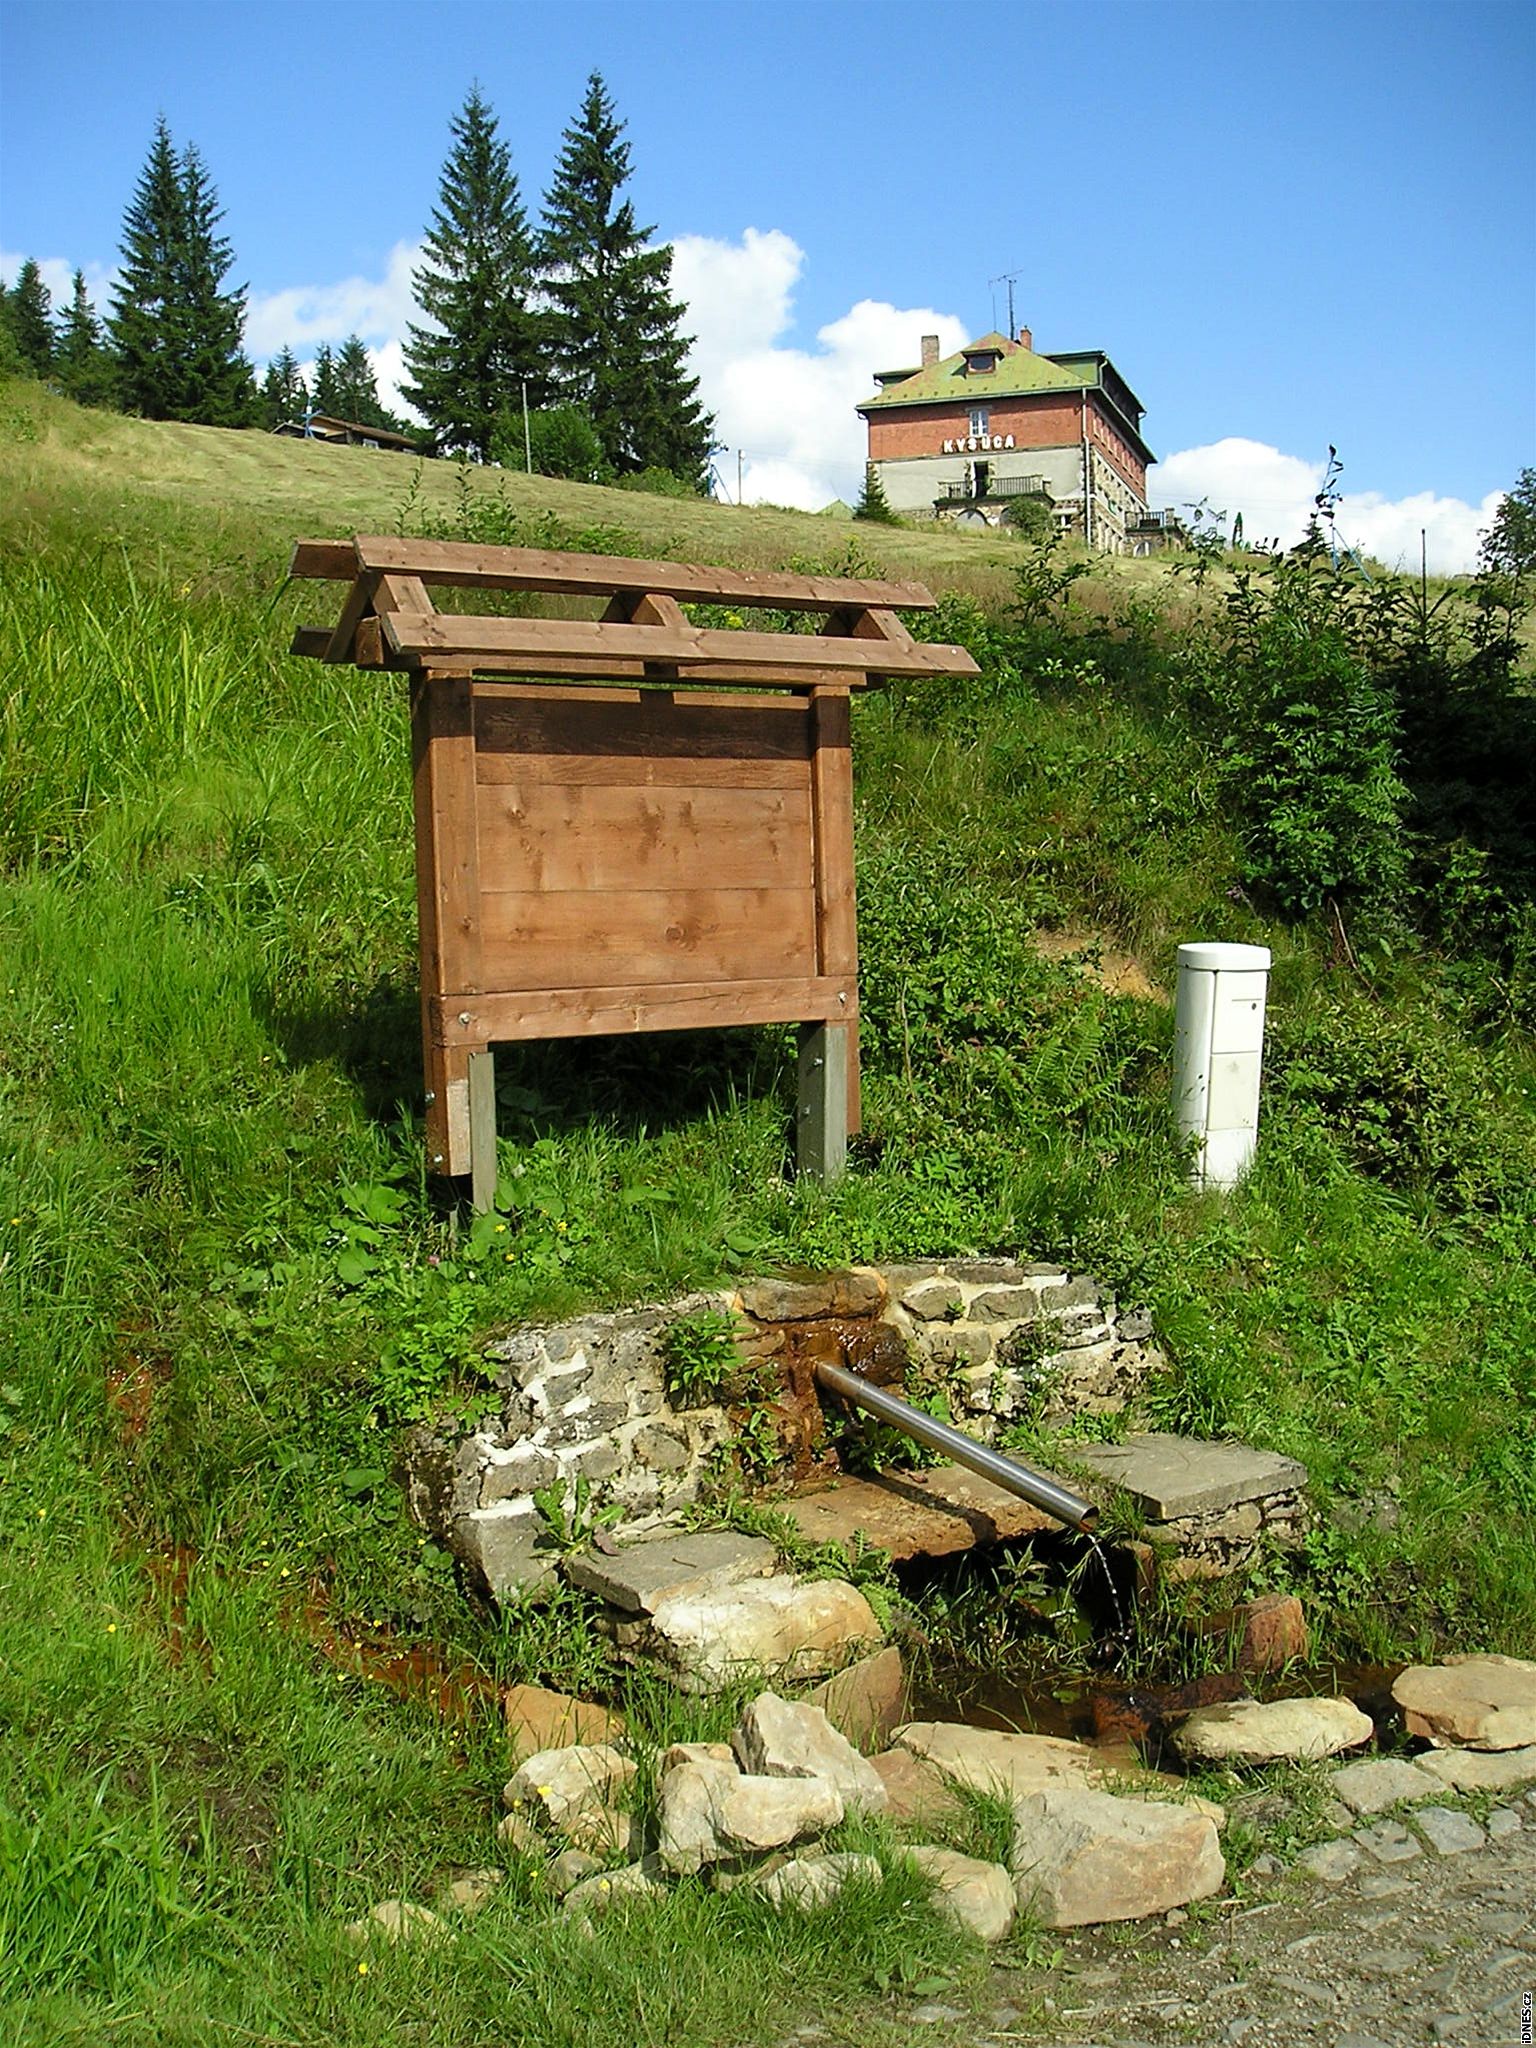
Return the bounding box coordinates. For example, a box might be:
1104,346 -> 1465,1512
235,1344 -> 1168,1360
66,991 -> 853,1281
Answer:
538,72 -> 712,484
108,116 -> 255,424
56,271 -> 115,407
310,342 -> 340,417
0,293 -> 24,377
402,89 -> 544,459
333,334 -> 402,431
260,344 -> 308,428
7,259 -> 55,376
853,462 -> 899,524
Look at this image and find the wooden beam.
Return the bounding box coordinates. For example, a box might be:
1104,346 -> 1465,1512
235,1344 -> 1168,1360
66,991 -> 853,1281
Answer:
467,1048 -> 498,1214
289,538 -> 359,581
324,569 -> 380,664
428,976 -> 856,1046
807,683 -> 861,1136
380,609 -> 978,680
325,533 -> 938,614
822,605 -> 917,648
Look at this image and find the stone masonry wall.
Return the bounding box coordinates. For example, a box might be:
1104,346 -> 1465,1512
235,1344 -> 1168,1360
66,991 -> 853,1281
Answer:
403,1260 -> 1165,1602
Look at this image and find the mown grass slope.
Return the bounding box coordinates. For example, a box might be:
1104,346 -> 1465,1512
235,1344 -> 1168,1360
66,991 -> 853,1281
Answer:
2,375 -> 1532,2046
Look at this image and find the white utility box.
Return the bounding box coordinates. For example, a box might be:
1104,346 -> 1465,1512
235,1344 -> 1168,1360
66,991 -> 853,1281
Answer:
1173,941 -> 1272,1189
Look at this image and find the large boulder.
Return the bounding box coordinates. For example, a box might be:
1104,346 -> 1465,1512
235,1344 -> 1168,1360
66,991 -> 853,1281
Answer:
1392,1656 -> 1536,1751
892,1722 -> 1110,1798
503,1683 -> 623,1759
906,1846 -> 1017,1944
809,1646 -> 906,1751
656,1757 -> 843,1875
502,1743 -> 636,1830
1410,1743 -> 1536,1793
732,1693 -> 888,1815
1012,1788 -> 1225,1927
756,1851 -> 883,1908
1171,1696 -> 1372,1764
647,1577 -> 880,1691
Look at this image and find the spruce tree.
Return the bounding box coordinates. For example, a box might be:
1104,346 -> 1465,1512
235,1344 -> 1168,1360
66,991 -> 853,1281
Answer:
56,271 -> 115,407
333,334 -> 400,431
260,344 -> 308,428
402,89 -> 544,459
7,259 -> 55,376
853,463 -> 899,524
108,117 -> 255,424
538,73 -> 713,485
310,342 -> 340,416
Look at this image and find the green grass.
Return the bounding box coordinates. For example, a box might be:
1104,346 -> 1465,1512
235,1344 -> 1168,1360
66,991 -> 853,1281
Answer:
2,373 -> 1533,2043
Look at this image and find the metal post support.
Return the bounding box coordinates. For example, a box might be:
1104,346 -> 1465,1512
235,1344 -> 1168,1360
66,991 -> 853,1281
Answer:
467,1047 -> 498,1213
796,1021 -> 848,1182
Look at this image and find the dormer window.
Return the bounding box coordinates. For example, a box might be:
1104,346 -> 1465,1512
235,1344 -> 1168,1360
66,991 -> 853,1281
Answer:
963,350 -> 998,375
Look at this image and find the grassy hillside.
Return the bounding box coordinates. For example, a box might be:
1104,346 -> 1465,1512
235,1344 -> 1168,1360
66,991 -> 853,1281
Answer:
2,377 -> 1532,2046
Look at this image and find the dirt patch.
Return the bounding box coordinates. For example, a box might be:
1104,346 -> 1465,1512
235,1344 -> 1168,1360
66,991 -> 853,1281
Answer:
1034,929 -> 1165,1003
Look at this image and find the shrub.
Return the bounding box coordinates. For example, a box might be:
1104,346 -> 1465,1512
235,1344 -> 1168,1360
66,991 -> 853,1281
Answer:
493,403 -> 608,483
1195,548 -> 1408,917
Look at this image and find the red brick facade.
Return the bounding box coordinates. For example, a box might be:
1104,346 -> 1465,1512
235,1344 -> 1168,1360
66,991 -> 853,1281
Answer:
866,390 -> 1146,498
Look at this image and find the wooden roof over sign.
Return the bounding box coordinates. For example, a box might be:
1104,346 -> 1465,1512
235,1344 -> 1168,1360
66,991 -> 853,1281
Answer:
288,535 -> 981,688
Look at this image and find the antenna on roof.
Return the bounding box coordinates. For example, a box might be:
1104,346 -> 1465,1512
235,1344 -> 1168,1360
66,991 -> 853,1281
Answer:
988,269 -> 1022,338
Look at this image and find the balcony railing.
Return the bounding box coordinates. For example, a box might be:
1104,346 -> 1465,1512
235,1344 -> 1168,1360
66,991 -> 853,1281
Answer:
938,474 -> 1049,503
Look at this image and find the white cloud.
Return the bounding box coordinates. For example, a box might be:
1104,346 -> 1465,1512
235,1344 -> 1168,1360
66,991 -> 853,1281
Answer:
244,240 -> 421,359
0,248 -> 117,310
671,228 -> 967,507
1150,435 -> 1499,575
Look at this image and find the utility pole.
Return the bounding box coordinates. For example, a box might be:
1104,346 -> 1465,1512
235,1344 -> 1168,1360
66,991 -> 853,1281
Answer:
737,448 -> 744,504
521,380 -> 532,474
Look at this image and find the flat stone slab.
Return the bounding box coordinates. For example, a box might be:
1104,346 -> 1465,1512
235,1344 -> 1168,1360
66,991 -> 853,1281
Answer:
781,1461 -> 1064,1562
1330,1755 -> 1440,1814
1411,1743 -> 1536,1794
563,1529 -> 776,1615
1069,1433 -> 1307,1519
1392,1655 -> 1536,1751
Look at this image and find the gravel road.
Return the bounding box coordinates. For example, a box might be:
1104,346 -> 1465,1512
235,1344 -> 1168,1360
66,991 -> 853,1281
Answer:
963,1787 -> 1535,2047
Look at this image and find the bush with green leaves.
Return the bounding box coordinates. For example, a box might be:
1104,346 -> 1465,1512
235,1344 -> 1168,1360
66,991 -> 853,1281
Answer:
1267,990 -> 1536,1221
493,402 -> 608,483
1193,544 -> 1409,917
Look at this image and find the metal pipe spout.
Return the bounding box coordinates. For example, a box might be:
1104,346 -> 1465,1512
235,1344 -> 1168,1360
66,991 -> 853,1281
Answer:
813,1358 -> 1098,1534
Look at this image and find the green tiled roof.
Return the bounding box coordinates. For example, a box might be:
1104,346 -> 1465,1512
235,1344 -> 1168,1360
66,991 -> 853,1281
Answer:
857,331 -> 1091,412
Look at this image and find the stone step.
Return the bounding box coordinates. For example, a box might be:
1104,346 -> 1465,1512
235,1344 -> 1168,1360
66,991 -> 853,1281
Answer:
780,1459 -> 1067,1561
1068,1433 -> 1307,1519
563,1528 -> 776,1615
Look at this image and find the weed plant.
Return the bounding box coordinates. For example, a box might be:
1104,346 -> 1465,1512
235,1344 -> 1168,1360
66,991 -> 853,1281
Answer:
2,378 -> 1534,2042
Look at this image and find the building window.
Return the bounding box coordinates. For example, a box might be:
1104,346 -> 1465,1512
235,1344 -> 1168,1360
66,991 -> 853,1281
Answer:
969,406 -> 989,436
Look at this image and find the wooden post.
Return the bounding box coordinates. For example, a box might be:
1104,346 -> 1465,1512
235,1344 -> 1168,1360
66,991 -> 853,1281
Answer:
806,681 -> 861,1152
797,1021 -> 848,1182
409,670 -> 482,1180
468,1047 -> 498,1213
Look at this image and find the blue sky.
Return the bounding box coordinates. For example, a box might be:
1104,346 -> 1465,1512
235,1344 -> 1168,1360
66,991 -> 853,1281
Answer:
2,0 -> 1532,567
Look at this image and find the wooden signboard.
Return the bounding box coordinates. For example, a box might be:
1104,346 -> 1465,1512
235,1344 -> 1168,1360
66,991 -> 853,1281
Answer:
289,534 -> 978,1207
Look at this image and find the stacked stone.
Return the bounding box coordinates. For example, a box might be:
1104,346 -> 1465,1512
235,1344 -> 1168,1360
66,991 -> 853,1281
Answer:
873,1257 -> 1160,1429
404,1261 -> 1167,1602
404,1291 -> 739,1597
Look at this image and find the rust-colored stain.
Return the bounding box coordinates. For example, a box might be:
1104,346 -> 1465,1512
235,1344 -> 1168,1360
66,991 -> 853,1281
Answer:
744,1314 -> 912,1484
298,1585 -> 501,1724
1088,1669 -> 1248,1745
142,1541 -> 210,1670
106,1324 -> 171,1444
